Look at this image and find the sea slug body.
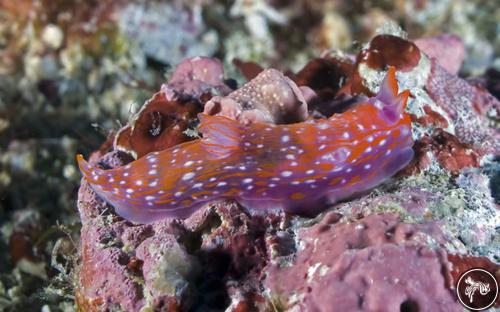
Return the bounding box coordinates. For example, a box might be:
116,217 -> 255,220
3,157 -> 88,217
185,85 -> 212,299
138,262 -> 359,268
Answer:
78,67 -> 414,223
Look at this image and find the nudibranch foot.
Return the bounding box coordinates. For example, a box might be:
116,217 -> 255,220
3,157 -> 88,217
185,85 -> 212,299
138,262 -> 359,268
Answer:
78,66 -> 414,223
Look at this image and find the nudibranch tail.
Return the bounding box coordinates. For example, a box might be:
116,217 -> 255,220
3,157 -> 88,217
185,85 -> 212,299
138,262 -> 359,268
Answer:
77,153 -> 203,223
77,154 -> 96,178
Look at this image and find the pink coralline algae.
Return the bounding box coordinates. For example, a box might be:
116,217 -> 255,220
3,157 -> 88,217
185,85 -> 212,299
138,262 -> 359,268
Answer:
425,61 -> 500,152
160,56 -> 232,101
204,68 -> 310,124
415,34 -> 465,75
263,212 -> 462,311
78,68 -> 414,223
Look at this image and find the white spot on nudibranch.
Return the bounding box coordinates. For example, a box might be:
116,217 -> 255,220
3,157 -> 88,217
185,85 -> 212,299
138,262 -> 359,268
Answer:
281,135 -> 290,143
148,169 -> 157,175
317,123 -> 329,130
281,171 -> 293,177
332,166 -> 344,172
182,172 -> 195,181
243,178 -> 253,184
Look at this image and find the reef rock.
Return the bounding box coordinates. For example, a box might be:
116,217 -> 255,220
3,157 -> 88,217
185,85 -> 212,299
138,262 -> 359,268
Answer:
263,213 -> 461,311
161,56 -> 232,101
338,33 -> 499,153
76,31 -> 499,311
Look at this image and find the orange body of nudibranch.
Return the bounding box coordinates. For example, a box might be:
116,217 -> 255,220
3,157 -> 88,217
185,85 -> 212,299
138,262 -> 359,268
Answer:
78,67 -> 414,223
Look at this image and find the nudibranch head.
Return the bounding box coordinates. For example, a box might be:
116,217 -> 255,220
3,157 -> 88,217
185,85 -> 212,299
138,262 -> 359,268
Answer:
372,66 -> 410,124
77,66 -> 414,223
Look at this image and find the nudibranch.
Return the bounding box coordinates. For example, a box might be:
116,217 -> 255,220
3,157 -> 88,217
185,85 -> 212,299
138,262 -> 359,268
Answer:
78,67 -> 414,223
